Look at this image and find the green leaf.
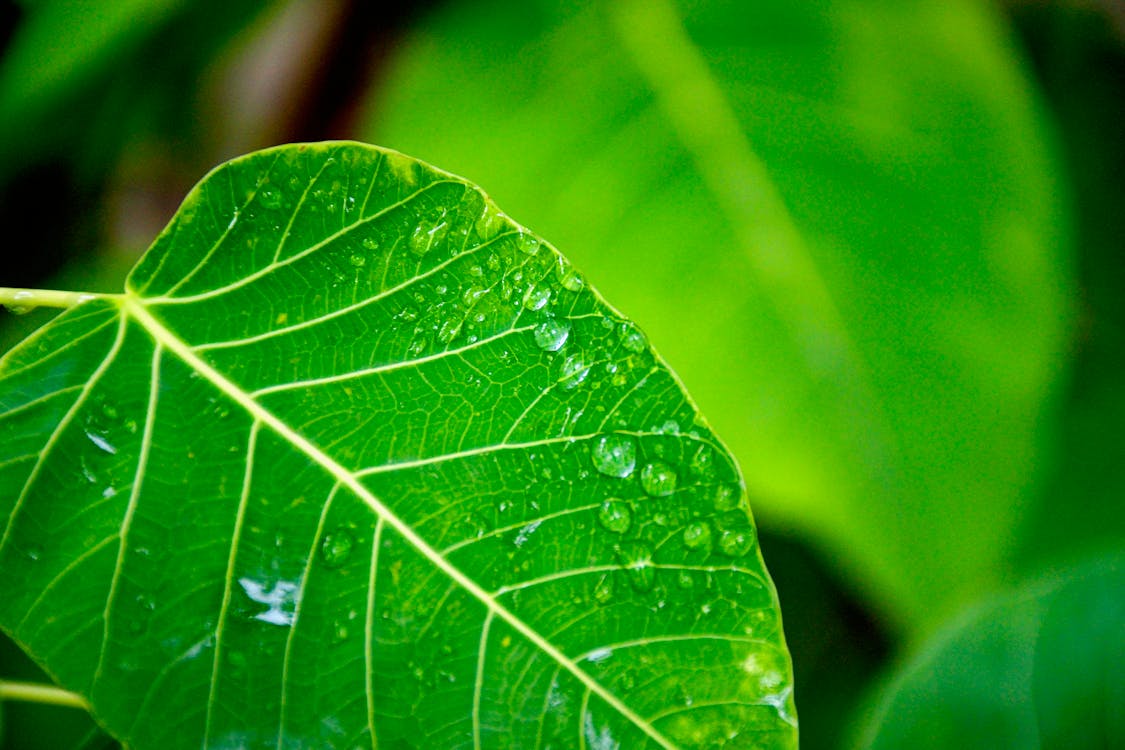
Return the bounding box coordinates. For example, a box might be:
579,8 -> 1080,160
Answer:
0,142 -> 796,749
857,555 -> 1124,749
361,0 -> 1073,629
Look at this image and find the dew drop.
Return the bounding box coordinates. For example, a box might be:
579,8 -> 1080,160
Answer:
619,322 -> 646,353
238,577 -> 299,626
713,484 -> 740,511
718,528 -> 756,558
86,430 -> 117,455
259,186 -> 282,210
362,237 -> 379,251
555,258 -> 585,292
593,575 -> 614,605
691,445 -> 716,477
437,318 -> 462,345
640,461 -> 678,497
349,254 -> 366,268
597,499 -> 632,534
559,354 -> 591,389
614,542 -> 655,592
523,286 -> 551,311
591,434 -> 636,478
534,319 -> 570,352
319,530 -> 355,568
517,232 -> 541,255
682,521 -> 712,550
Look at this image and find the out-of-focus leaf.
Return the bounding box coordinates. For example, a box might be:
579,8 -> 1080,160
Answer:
0,0 -> 271,178
360,0 -> 1072,629
0,142 -> 795,748
856,554 -> 1124,749
1013,1 -> 1125,571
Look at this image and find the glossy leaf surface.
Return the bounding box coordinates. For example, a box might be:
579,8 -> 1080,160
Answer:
362,0 -> 1072,629
0,143 -> 795,749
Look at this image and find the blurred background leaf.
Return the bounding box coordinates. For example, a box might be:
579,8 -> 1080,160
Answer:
856,554 -> 1124,749
0,0 -> 1121,748
358,0 -> 1073,634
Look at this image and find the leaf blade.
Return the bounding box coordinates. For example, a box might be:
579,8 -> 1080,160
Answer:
0,142 -> 796,749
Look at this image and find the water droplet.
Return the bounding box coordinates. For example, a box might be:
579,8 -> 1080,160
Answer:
461,285 -> 488,307
718,528 -> 755,558
534,319 -> 570,351
259,186 -> 282,210
597,499 -> 632,534
437,318 -> 462,344
593,575 -> 614,605
587,646 -> 613,664
555,258 -> 585,292
619,322 -> 646,353
614,542 -> 655,592
677,570 -> 695,589
691,445 -> 716,477
591,434 -> 636,478
640,461 -> 678,497
517,232 -> 540,255
523,286 -> 551,311
659,419 -> 680,435
475,206 -> 504,239
86,430 -> 117,455
514,520 -> 542,548
24,545 -> 42,562
559,354 -> 591,389
682,521 -> 712,550
713,484 -> 740,511
408,334 -> 429,357
238,577 -> 299,626
320,530 -> 355,568
362,237 -> 379,251
349,254 -> 366,268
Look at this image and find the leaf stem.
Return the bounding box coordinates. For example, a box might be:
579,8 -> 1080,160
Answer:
0,287 -> 113,312
0,679 -> 89,709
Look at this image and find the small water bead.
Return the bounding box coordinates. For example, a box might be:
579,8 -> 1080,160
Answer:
597,499 -> 632,534
615,542 -> 655,592
593,575 -> 614,605
592,434 -> 636,478
362,237 -> 379,251
437,318 -> 462,344
619,322 -> 646,353
461,285 -> 488,306
517,232 -> 541,255
718,527 -> 755,558
554,258 -> 585,292
534,319 -> 570,352
320,530 -> 355,568
682,521 -> 712,550
349,254 -> 366,268
523,286 -> 551,311
559,354 -> 591,389
690,445 -> 716,477
640,461 -> 678,497
713,484 -> 740,511
259,186 -> 282,210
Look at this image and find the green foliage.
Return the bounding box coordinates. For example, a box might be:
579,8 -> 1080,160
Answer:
858,555 -> 1124,749
0,142 -> 795,749
362,0 -> 1072,630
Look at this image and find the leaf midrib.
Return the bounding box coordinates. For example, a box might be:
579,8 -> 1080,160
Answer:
121,294 -> 679,750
